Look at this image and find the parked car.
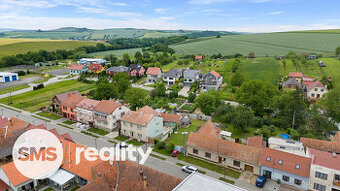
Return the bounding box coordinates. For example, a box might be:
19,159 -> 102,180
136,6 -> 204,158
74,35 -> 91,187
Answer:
182,166 -> 198,173
256,176 -> 267,188
171,150 -> 179,157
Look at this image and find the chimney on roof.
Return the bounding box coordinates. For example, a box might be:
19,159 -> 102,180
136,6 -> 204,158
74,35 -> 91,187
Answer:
9,118 -> 12,126
143,175 -> 148,189
333,152 -> 337,158
139,169 -> 144,181
109,160 -> 114,167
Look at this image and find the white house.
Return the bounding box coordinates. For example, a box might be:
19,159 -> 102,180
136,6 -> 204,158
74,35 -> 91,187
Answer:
163,69 -> 183,86
76,98 -> 100,126
78,58 -> 107,65
0,72 -> 18,83
307,148 -> 340,191
306,81 -> 328,101
93,100 -> 129,131
146,67 -> 162,83
268,137 -> 306,156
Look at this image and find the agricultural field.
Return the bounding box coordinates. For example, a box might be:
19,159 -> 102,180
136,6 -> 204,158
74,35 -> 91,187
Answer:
170,33 -> 340,56
0,80 -> 94,112
140,31 -> 181,38
0,38 -> 101,57
89,48 -> 142,57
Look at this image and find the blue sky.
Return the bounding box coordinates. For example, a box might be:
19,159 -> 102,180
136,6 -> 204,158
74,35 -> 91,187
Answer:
0,0 -> 339,32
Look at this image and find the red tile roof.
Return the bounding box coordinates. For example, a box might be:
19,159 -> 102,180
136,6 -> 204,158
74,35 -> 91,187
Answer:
261,148 -> 311,177
302,80 -> 314,87
69,64 -> 85,70
121,106 -> 160,126
301,137 -> 340,153
308,147 -> 340,171
76,98 -> 100,111
88,63 -> 103,72
54,91 -> 81,104
0,117 -> 28,142
1,162 -> 30,186
210,70 -> 221,78
146,67 -> 161,76
62,94 -> 84,109
306,80 -> 327,92
332,132 -> 340,143
0,116 -> 8,128
187,121 -> 261,165
289,72 -> 303,78
0,179 -> 8,191
94,100 -> 122,114
160,113 -> 181,123
247,136 -> 265,148
195,55 -> 203,60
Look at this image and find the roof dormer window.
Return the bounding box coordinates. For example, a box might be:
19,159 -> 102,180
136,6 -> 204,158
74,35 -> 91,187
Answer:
295,164 -> 300,170
278,160 -> 283,165
266,157 -> 271,162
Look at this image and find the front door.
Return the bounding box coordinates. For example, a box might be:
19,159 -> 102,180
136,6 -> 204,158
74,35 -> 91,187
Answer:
219,156 -> 223,163
131,132 -> 134,137
245,165 -> 254,173
263,170 -> 272,179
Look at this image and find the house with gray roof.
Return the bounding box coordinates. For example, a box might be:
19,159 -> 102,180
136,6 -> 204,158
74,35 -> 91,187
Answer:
106,66 -> 129,76
282,78 -> 303,90
201,70 -> 223,91
183,69 -> 199,86
163,69 -> 183,86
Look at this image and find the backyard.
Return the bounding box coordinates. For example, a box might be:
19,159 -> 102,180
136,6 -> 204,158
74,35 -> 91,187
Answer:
0,80 -> 95,112
167,119 -> 205,146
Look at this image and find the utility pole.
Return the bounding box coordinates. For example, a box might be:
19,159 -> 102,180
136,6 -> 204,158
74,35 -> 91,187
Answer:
292,110 -> 296,129
36,98 -> 38,112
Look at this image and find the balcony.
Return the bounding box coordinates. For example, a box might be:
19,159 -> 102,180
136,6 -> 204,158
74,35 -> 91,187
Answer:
334,179 -> 340,186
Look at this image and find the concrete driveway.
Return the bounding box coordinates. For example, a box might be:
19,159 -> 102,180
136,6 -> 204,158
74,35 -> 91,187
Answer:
178,86 -> 191,97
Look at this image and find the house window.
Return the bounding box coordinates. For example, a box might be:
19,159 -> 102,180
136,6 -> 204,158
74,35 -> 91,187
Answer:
278,160 -> 283,165
205,152 -> 211,158
315,88 -> 318,91
282,175 -> 290,182
137,133 -> 142,138
311,93 -> 315,97
193,148 -> 198,154
295,164 -> 300,170
130,123 -> 133,128
321,88 -> 324,92
294,179 -> 302,185
123,121 -> 127,126
123,130 -> 128,134
137,125 -> 142,130
315,171 -> 328,180
266,157 -> 271,162
233,160 -> 241,167
335,174 -> 340,180
313,183 -> 326,191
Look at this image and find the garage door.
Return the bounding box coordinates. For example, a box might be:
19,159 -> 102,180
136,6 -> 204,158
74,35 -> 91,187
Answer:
245,165 -> 254,173
4,76 -> 10,82
12,75 -> 17,81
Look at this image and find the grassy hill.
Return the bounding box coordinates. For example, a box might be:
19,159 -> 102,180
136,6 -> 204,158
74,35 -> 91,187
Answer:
0,38 -> 101,57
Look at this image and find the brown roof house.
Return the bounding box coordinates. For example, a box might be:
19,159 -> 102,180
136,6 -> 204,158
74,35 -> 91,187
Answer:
186,121 -> 262,175
120,106 -> 163,142
79,160 -> 182,191
260,148 -> 312,190
93,100 -> 130,131
76,98 -> 100,126
52,91 -> 81,114
160,113 -> 181,128
301,137 -> 340,154
305,80 -> 328,101
62,94 -> 84,121
146,67 -> 162,83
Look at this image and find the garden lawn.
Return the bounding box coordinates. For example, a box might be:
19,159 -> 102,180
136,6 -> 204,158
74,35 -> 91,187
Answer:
319,58 -> 340,93
179,104 -> 195,112
0,84 -> 30,95
114,135 -> 129,142
87,127 -> 109,136
37,111 -> 61,120
0,80 -> 94,112
167,119 -> 205,146
126,140 -> 144,146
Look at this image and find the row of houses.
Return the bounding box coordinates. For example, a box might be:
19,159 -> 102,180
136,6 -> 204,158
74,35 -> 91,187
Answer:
69,63 -> 104,75
283,72 -> 329,101
186,121 -> 340,191
0,116 -> 247,191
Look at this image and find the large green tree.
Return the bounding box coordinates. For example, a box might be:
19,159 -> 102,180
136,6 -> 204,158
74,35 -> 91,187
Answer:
318,91 -> 340,122
155,83 -> 166,97
112,72 -> 131,97
195,90 -> 221,115
124,88 -> 147,109
230,72 -> 245,87
236,80 -> 278,114
305,107 -> 337,138
94,83 -> 118,100
230,106 -> 254,132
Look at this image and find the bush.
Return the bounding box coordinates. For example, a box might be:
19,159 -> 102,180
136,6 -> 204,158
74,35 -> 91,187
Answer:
288,128 -> 300,140
166,143 -> 175,153
154,138 -> 159,145
17,71 -> 25,76
156,141 -> 165,149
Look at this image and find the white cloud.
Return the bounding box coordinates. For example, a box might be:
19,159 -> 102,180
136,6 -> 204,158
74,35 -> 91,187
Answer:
0,0 -> 56,8
268,11 -> 283,15
76,7 -> 142,17
77,7 -> 105,14
154,8 -> 167,14
187,0 -> 233,5
112,2 -> 127,6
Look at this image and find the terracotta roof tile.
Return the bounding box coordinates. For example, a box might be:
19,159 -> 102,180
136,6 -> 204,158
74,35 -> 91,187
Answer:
121,106 -> 160,126
187,121 -> 261,165
69,64 -> 85,70
62,94 -> 84,109
0,179 -> 8,191
1,162 -> 30,186
0,117 -> 28,142
146,67 -> 161,76
289,72 -> 303,78
94,100 -> 122,114
306,80 -> 327,92
261,148 -> 311,177
0,116 -> 8,128
301,137 -> 340,153
160,113 -> 181,123
88,63 -> 103,72
76,99 -> 100,111
54,91 -> 81,104
332,132 -> 340,143
308,147 -> 340,171
210,70 -> 220,78
247,136 -> 265,148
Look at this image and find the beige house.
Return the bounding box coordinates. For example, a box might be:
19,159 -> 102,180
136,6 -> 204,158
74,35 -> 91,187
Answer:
186,121 -> 261,175
76,99 -> 100,126
306,81 -> 328,101
120,106 -> 163,142
93,100 -> 129,131
307,148 -> 340,191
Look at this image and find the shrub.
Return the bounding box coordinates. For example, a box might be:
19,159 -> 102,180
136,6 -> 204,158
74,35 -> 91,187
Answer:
166,143 -> 175,153
156,141 -> 165,149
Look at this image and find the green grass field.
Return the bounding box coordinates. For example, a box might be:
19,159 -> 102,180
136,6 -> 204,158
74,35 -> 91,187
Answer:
0,84 -> 30,95
0,80 -> 94,112
167,119 -> 205,146
0,39 -> 101,57
170,33 -> 340,56
89,47 -> 142,57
